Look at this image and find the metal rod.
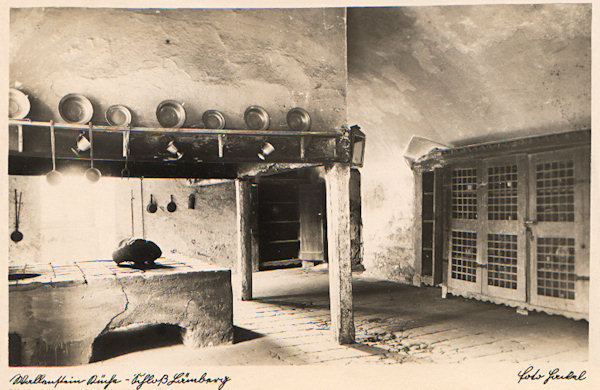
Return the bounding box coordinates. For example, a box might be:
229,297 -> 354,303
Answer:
130,189 -> 135,237
9,119 -> 339,137
50,120 -> 56,170
88,123 -> 94,168
140,177 -> 145,239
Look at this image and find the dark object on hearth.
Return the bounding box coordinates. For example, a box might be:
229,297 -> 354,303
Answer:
112,238 -> 162,265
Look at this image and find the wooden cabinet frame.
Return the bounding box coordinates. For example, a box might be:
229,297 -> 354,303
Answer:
412,130 -> 590,320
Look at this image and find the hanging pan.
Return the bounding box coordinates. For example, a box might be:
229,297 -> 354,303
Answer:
46,120 -> 62,186
10,189 -> 23,243
167,195 -> 177,212
147,194 -> 157,213
84,123 -> 102,183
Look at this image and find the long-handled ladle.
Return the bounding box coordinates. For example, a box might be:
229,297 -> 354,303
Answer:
84,122 -> 102,183
46,120 -> 62,186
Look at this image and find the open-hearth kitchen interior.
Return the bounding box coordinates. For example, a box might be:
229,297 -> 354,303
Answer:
8,5 -> 590,367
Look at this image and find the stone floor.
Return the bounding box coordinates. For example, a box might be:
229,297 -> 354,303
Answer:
94,265 -> 588,366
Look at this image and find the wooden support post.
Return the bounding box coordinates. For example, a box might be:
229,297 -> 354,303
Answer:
236,179 -> 253,301
325,163 -> 355,344
250,183 -> 260,272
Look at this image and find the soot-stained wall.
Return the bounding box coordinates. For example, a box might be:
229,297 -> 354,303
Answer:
347,4 -> 591,282
10,7 -> 347,130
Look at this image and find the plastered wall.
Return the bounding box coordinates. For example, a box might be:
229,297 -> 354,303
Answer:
8,7 -> 348,268
347,4 -> 591,282
8,175 -> 236,268
10,8 -> 347,131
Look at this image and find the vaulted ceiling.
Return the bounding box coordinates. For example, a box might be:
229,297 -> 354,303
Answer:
348,4 -> 591,148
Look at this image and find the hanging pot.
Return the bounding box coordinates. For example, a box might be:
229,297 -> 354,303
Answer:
46,120 -> 62,186
167,195 -> 177,213
84,123 -> 102,183
147,194 -> 157,213
10,190 -> 23,243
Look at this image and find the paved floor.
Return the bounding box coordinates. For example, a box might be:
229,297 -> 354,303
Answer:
94,265 -> 588,366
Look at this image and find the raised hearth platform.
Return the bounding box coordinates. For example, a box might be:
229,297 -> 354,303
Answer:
9,258 -> 233,366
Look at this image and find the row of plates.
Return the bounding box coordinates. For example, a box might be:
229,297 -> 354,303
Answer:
9,89 -> 313,131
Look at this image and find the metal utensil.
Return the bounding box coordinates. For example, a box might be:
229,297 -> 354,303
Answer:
147,194 -> 157,213
106,104 -> 132,126
244,105 -> 270,130
84,123 -> 101,183
156,100 -> 186,128
46,120 -> 62,186
202,110 -> 226,129
9,88 -> 31,119
286,107 -> 311,131
167,195 -> 177,212
10,189 -> 23,243
58,93 -> 94,124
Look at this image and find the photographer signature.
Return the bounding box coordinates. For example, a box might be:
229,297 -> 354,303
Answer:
517,366 -> 586,384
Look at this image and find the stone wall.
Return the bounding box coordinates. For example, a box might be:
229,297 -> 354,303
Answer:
347,4 -> 591,282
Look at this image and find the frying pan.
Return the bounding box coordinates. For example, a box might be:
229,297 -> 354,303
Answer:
147,194 -> 157,213
167,195 -> 177,212
10,190 -> 23,243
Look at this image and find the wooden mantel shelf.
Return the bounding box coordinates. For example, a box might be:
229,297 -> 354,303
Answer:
8,119 -> 340,137
8,119 -> 359,167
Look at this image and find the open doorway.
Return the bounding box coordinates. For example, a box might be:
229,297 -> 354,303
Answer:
256,170 -> 328,270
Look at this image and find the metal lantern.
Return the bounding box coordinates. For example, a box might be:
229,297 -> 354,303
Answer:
350,125 -> 366,167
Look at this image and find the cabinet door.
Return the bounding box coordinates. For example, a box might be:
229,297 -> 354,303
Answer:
447,163 -> 483,295
480,155 -> 527,302
527,147 -> 590,314
299,183 -> 326,262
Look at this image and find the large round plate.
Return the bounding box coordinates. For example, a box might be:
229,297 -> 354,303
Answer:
286,107 -> 311,131
244,105 -> 270,130
156,100 -> 186,128
202,110 -> 226,129
58,93 -> 94,124
106,104 -> 132,126
9,88 -> 31,119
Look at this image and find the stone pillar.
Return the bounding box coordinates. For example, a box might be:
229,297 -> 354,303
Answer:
236,179 -> 252,301
325,163 -> 355,344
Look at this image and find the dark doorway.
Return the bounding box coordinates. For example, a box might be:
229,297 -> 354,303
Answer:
256,170 -> 327,270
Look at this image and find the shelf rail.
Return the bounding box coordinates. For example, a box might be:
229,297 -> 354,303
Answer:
9,119 -> 342,163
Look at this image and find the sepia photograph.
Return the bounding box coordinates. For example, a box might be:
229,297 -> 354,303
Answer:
4,1 -> 595,388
